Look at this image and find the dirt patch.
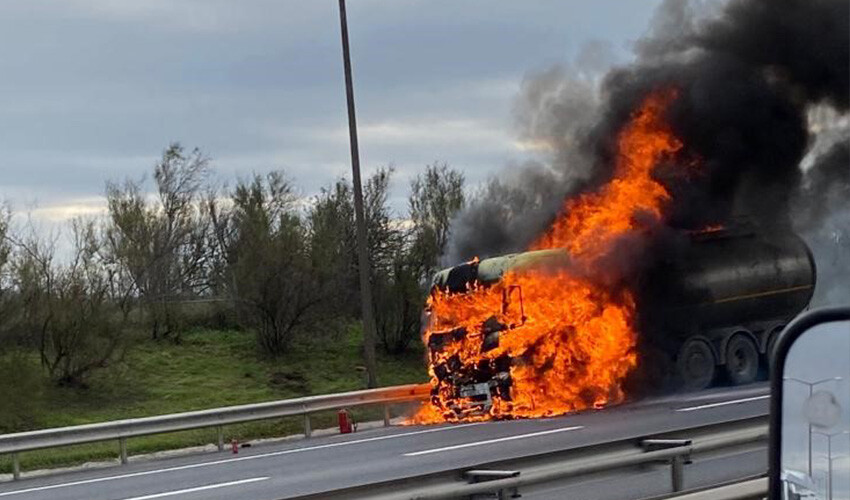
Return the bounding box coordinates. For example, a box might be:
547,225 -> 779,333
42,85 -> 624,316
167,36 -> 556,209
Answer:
269,370 -> 310,392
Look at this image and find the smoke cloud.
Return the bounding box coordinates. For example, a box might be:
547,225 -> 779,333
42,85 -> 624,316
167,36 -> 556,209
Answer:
444,48 -> 609,263
445,0 -> 849,305
795,123 -> 850,305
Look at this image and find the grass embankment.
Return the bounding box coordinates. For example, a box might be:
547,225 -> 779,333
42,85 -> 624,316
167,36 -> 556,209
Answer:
0,327 -> 428,474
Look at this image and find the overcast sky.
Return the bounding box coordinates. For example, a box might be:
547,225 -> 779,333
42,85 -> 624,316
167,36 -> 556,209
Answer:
0,0 -> 662,227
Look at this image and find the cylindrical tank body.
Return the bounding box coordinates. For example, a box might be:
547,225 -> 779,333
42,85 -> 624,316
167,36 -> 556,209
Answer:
431,228 -> 816,360
640,229 -> 816,337
432,229 -> 817,333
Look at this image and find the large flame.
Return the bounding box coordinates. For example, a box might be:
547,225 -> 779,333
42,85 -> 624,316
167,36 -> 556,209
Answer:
415,89 -> 683,423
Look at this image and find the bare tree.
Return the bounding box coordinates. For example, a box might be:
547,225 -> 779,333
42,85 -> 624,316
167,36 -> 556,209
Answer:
218,172 -> 320,356
373,249 -> 423,354
408,162 -> 465,280
105,143 -> 211,341
0,209 -> 46,431
307,179 -> 358,318
373,164 -> 465,354
0,206 -> 17,343
306,168 -> 405,319
304,166 -> 463,355
363,167 -> 404,275
11,220 -> 125,387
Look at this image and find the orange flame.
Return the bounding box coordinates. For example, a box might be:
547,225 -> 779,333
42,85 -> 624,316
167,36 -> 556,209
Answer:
414,89 -> 684,423
532,88 -> 682,260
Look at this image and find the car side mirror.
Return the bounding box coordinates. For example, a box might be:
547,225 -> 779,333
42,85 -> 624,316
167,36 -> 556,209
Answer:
770,307 -> 850,499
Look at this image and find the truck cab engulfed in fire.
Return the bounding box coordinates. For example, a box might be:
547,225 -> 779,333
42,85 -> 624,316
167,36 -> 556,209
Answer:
422,224 -> 816,420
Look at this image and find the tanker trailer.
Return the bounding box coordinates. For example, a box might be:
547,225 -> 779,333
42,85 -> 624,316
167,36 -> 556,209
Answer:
635,225 -> 815,389
423,225 -> 815,418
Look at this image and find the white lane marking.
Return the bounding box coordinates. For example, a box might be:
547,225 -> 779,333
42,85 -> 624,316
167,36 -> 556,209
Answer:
0,423 -> 483,497
404,426 -> 584,457
118,477 -> 268,500
675,395 -> 770,412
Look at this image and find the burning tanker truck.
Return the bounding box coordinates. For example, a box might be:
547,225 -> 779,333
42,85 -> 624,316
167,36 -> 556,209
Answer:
412,88 -> 828,423
413,0 -> 846,423
422,224 -> 815,420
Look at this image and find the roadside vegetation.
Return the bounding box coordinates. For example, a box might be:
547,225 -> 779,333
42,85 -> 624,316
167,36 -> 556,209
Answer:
0,327 -> 427,473
0,143 -> 465,473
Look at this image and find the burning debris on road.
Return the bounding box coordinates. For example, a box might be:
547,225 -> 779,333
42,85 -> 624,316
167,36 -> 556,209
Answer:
414,0 -> 847,423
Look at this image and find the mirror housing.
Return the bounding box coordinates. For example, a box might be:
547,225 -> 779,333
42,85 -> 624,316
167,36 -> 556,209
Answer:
769,307 -> 850,499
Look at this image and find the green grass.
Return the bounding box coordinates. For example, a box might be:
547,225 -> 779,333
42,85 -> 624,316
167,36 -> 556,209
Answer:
0,326 -> 428,474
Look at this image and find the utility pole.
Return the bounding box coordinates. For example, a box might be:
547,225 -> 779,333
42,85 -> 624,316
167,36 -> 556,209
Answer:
338,0 -> 378,387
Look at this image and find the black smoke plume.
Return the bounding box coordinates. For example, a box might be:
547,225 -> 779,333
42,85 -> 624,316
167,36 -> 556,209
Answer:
445,0 -> 849,275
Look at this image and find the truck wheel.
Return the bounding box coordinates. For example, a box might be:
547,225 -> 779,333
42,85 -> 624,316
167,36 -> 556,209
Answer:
677,338 -> 716,391
724,334 -> 759,385
765,326 -> 783,371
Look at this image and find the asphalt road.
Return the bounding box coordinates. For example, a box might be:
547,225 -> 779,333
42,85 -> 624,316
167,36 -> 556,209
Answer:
0,384 -> 770,500
524,446 -> 766,499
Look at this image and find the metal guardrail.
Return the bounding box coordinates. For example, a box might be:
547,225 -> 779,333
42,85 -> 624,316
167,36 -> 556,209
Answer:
0,385 -> 770,499
417,421 -> 767,500
0,383 -> 431,480
297,417 -> 769,499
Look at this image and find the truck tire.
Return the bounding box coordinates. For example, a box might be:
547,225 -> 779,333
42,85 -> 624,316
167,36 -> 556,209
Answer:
724,334 -> 759,385
676,338 -> 716,391
765,326 -> 783,371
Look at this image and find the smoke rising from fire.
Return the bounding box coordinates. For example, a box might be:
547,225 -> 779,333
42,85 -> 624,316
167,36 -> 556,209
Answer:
796,126 -> 850,305
444,56 -> 606,264
445,0 -> 849,290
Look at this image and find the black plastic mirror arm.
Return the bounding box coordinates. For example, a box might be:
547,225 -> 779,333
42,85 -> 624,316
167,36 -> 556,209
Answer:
768,306 -> 850,498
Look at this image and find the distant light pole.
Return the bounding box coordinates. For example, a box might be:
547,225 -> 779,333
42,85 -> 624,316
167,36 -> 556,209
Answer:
812,430 -> 849,500
785,376 -> 843,477
337,0 -> 379,388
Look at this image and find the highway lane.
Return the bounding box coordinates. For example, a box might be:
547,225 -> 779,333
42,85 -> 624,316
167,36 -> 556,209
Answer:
524,446 -> 766,499
0,384 -> 769,500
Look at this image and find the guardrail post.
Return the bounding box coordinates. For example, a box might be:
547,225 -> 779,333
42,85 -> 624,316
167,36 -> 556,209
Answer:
498,488 -> 520,500
12,453 -> 20,480
383,404 -> 391,427
217,426 -> 224,452
304,413 -> 312,438
671,455 -> 684,492
465,470 -> 521,499
119,437 -> 128,465
641,438 -> 691,494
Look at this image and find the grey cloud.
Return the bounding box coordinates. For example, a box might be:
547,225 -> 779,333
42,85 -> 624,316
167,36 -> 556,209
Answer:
0,0 -> 660,217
